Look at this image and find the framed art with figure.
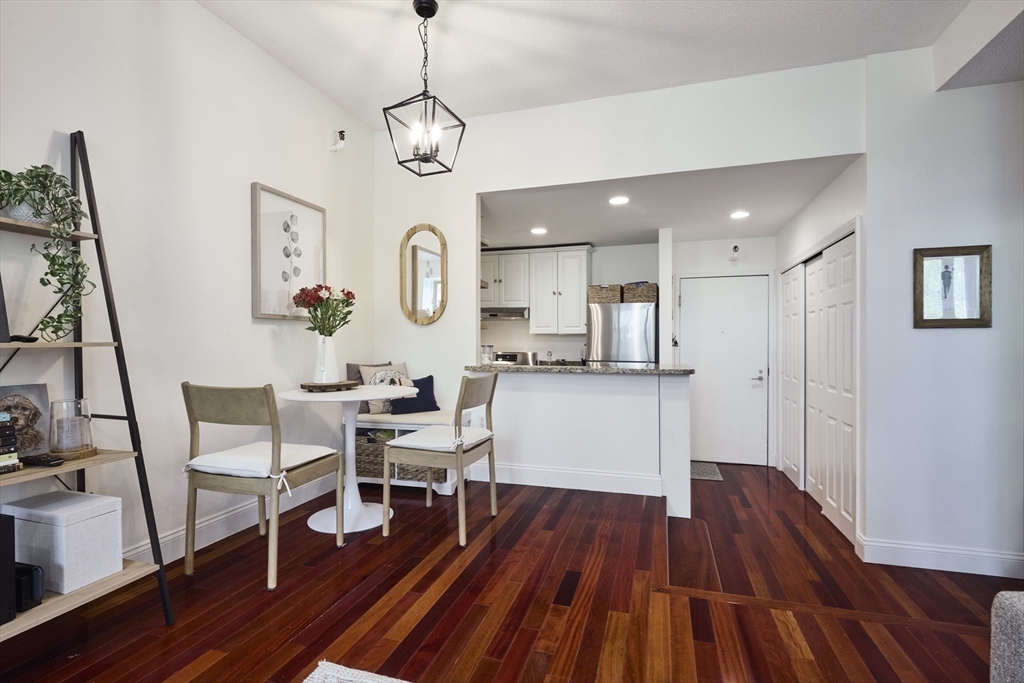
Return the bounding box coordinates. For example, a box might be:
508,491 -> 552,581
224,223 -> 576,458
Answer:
913,245 -> 991,328
251,183 -> 327,321
0,383 -> 50,457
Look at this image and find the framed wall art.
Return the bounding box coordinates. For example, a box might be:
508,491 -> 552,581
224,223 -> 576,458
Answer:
913,244 -> 991,328
251,182 -> 327,320
0,383 -> 50,456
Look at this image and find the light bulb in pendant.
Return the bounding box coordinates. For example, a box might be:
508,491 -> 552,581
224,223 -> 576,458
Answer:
431,123 -> 441,156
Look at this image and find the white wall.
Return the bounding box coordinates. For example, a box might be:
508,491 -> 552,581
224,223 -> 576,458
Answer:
590,243 -> 659,285
374,60 -> 866,413
675,236 -> 777,274
480,321 -> 585,361
776,155 -> 867,270
0,0 -> 375,562
862,48 -> 1023,577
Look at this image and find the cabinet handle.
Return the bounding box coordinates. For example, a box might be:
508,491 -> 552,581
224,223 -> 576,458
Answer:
499,279 -> 503,283
552,291 -> 556,295
558,292 -> 562,295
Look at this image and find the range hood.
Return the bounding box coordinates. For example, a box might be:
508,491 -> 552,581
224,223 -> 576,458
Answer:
481,307 -> 529,321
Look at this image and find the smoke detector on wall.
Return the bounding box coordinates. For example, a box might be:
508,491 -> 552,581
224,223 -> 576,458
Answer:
328,130 -> 346,152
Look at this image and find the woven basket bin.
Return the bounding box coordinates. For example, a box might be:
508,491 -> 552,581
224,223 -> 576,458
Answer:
355,435 -> 447,483
588,284 -> 622,303
623,282 -> 658,303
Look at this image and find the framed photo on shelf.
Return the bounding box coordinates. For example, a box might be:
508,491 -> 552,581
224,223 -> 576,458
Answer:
251,183 -> 326,321
913,244 -> 991,328
0,383 -> 49,457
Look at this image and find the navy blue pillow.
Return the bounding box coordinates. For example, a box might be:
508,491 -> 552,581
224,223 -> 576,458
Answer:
390,375 -> 441,415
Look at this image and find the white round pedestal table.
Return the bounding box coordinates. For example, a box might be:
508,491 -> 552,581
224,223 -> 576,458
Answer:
279,385 -> 417,534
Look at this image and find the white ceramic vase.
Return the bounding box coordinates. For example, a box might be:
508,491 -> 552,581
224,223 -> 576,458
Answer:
313,334 -> 340,383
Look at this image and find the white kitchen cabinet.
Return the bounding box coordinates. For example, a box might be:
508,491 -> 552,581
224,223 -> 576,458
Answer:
481,252 -> 530,307
480,254 -> 497,306
498,253 -> 530,307
526,248 -> 590,335
529,252 -> 558,334
557,249 -> 589,334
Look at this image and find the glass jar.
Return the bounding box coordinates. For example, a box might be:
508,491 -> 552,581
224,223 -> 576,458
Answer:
49,398 -> 96,460
480,345 -> 494,365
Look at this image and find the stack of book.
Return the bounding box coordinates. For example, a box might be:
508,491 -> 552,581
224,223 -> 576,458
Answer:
0,412 -> 23,475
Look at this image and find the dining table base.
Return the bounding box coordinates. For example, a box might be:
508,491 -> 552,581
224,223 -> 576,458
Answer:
307,503 -> 393,535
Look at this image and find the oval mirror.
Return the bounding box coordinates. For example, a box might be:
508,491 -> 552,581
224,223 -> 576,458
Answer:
400,223 -> 447,325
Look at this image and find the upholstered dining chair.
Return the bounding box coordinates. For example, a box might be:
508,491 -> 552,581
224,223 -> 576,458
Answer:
382,373 -> 498,547
181,382 -> 344,590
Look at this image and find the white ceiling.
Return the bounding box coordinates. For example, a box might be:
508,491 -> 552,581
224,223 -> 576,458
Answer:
479,154 -> 861,248
199,0 -> 968,131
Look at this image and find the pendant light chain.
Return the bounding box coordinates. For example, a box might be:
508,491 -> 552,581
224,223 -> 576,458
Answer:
419,18 -> 429,92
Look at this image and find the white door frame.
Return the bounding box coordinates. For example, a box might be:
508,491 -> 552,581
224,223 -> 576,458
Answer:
676,269 -> 776,467
774,216 -> 865,547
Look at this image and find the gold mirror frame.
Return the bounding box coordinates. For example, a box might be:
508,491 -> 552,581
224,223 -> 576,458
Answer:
400,223 -> 448,325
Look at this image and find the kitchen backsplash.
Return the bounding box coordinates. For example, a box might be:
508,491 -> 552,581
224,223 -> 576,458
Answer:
481,320 -> 587,361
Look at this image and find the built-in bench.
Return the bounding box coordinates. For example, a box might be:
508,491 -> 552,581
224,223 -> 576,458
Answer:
349,410 -> 468,496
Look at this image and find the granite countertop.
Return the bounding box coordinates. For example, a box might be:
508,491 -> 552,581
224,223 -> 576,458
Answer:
464,364 -> 695,376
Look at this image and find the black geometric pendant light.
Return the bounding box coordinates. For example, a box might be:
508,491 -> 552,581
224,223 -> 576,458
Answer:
383,0 -> 466,177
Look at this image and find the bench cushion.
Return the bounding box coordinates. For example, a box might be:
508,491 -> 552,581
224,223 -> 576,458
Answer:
356,410 -> 456,428
387,426 -> 493,452
184,441 -> 335,478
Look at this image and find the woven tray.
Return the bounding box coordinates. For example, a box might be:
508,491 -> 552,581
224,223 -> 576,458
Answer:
623,282 -> 658,303
588,284 -> 622,303
301,380 -> 358,392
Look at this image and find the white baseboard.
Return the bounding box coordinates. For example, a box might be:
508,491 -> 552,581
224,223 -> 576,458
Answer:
856,533 -> 1024,579
123,477 -> 336,564
467,462 -> 662,497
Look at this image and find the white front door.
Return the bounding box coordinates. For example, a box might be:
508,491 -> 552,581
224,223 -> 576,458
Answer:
779,264 -> 805,489
679,275 -> 769,465
805,234 -> 856,542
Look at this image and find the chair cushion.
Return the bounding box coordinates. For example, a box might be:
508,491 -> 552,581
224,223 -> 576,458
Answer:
356,410 -> 456,427
184,441 -> 335,478
387,426 -> 492,452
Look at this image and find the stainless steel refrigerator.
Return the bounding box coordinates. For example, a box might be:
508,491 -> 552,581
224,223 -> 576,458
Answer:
586,302 -> 658,367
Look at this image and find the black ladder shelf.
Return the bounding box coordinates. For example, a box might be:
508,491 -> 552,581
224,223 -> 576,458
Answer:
0,131 -> 174,639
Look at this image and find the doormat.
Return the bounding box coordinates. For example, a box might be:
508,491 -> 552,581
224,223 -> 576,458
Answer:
304,661 -> 411,683
691,461 -> 724,481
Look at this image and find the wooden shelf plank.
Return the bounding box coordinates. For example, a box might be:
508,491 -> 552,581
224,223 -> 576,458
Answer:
0,217 -> 97,241
0,560 -> 158,641
0,449 -> 137,487
480,237 -> 490,247
0,341 -> 117,350
480,279 -> 489,289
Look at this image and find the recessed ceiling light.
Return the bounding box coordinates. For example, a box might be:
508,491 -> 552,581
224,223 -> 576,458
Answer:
609,196 -> 629,205
730,210 -> 750,219
531,227 -> 547,235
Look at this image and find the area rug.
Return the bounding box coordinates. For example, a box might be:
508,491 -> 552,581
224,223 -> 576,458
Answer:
691,461 -> 724,481
303,661 -> 411,683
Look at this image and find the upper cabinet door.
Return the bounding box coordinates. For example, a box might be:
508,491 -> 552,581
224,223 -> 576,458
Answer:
480,254 -> 497,306
557,250 -> 589,334
498,253 -> 530,307
529,252 -> 558,334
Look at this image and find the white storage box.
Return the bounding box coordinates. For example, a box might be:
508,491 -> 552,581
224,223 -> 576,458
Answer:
1,491 -> 122,594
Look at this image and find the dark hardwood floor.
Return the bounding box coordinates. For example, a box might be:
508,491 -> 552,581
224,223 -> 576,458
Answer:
1,465 -> 1019,682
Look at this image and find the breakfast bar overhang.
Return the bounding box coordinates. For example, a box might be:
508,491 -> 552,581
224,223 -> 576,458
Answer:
464,364 -> 695,518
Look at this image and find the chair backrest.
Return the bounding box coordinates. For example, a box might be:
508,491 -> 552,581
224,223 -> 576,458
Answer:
454,373 -> 498,436
181,382 -> 282,468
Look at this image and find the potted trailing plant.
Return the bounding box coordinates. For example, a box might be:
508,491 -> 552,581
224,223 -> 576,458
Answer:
0,165 -> 95,341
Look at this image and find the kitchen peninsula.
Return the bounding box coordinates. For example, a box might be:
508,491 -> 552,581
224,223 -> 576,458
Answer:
464,363 -> 695,517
